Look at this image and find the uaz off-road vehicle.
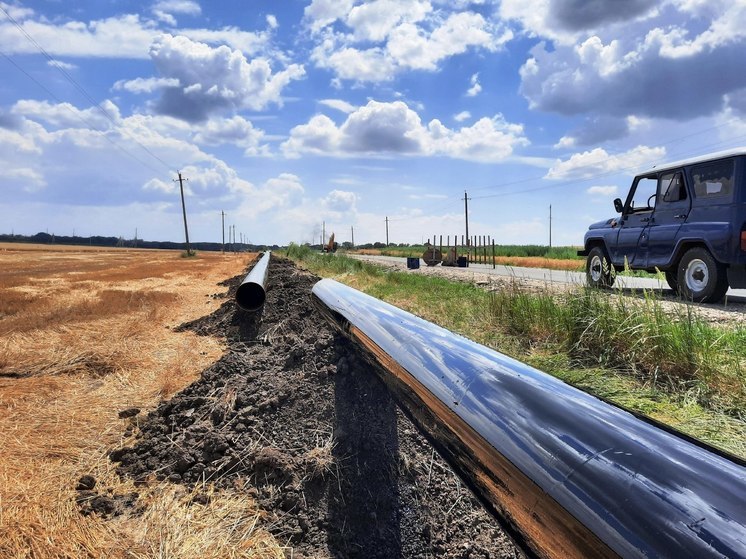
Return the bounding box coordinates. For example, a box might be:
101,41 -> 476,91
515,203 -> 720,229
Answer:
578,148 -> 746,303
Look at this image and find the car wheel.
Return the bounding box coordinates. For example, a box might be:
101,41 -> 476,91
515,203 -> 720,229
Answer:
586,246 -> 615,288
664,270 -> 679,294
677,247 -> 728,303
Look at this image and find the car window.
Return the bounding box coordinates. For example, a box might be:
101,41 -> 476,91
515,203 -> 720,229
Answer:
690,159 -> 734,199
660,171 -> 686,203
629,177 -> 657,211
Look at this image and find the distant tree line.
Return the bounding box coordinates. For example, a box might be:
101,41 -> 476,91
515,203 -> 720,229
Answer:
0,232 -> 280,252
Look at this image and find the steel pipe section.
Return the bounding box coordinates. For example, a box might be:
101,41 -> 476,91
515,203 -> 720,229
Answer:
311,278 -> 746,559
235,251 -> 270,312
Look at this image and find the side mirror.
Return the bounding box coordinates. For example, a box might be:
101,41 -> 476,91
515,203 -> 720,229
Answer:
614,198 -> 624,213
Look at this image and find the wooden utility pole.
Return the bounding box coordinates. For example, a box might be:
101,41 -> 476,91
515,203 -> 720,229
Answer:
549,205 -> 553,248
174,171 -> 191,255
385,216 -> 389,246
351,226 -> 354,248
463,191 -> 471,248
221,211 -> 225,253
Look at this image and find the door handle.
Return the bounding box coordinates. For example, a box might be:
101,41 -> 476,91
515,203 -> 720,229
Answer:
640,217 -> 650,222
675,214 -> 687,219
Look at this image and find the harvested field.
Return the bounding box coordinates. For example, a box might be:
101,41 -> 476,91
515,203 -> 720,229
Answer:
1,246 -> 519,557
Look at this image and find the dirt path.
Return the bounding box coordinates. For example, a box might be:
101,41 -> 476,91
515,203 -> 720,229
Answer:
110,256 -> 519,558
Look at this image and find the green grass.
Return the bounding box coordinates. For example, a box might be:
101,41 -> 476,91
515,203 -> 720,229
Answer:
286,245 -> 746,459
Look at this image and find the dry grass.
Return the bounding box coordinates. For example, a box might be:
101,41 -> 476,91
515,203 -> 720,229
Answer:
0,247 -> 282,558
489,256 -> 584,271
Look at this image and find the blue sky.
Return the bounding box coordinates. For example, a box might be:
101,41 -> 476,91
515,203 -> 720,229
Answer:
2,0 -> 746,246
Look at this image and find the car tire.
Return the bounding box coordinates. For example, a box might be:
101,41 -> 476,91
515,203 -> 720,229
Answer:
586,246 -> 615,288
676,247 -> 728,303
664,270 -> 679,294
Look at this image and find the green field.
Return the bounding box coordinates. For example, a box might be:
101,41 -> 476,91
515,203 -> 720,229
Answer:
287,244 -> 746,460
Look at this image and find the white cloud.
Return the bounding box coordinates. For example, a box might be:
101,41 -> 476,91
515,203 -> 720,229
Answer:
323,189 -> 358,213
192,115 -> 269,156
0,2 -> 33,20
113,76 -> 181,94
346,0 -> 431,42
149,34 -> 305,121
0,11 -> 271,60
587,185 -> 619,196
47,59 -> 77,70
454,110 -> 471,122
153,0 -> 201,15
308,4 -> 511,82
546,146 -> 666,180
466,72 -> 481,96
319,98 -> 357,113
13,99 -> 121,130
266,14 -> 278,29
304,0 -> 355,32
282,100 -> 527,162
517,4 -> 746,124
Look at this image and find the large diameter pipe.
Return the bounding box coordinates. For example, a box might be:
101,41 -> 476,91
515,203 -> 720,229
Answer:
311,278 -> 746,559
235,251 -> 270,312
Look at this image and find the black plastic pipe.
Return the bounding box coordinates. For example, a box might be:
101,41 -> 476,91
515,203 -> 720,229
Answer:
311,278 -> 746,559
235,251 -> 270,312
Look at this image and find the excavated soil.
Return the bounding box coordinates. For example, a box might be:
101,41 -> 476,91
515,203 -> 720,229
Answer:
107,256 -> 519,558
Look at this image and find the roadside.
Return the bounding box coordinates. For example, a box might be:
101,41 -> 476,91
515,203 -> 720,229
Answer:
348,253 -> 746,326
288,247 -> 746,460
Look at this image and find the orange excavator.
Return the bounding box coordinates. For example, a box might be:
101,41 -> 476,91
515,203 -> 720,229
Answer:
324,233 -> 338,253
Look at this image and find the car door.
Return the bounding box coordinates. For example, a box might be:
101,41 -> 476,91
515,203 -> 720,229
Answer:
614,176 -> 658,267
646,171 -> 691,268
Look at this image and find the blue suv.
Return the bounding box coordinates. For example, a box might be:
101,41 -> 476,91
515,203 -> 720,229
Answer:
578,148 -> 746,303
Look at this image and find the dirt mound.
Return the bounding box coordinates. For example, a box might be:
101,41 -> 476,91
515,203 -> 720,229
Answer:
110,255 -> 518,558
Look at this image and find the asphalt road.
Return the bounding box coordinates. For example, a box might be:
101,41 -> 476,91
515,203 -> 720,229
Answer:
350,254 -> 746,303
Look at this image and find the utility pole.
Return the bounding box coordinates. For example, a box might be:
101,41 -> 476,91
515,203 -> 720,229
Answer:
385,216 -> 389,246
549,204 -> 553,248
221,211 -> 225,253
322,221 -> 326,247
174,171 -> 191,255
463,191 -> 471,247
351,225 -> 354,248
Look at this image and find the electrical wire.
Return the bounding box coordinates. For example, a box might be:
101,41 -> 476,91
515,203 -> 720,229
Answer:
1,50 -> 166,176
0,4 -> 174,172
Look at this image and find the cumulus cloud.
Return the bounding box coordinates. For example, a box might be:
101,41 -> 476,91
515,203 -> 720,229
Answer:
500,0 -> 658,45
149,34 -> 304,121
192,115 -> 269,155
282,100 -> 527,162
307,2 -> 511,82
151,1 -> 201,26
516,2 -> 746,125
454,110 -> 471,122
12,99 -> 121,130
546,145 -> 666,180
322,189 -> 357,212
0,10 -> 272,59
466,72 -> 481,96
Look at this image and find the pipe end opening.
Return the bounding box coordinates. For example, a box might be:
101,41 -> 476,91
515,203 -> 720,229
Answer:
236,282 -> 266,312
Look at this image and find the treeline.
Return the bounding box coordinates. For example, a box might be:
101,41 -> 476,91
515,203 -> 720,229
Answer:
0,232 -> 280,252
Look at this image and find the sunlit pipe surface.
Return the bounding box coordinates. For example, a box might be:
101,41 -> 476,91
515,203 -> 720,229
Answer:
235,251 -> 270,312
311,278 -> 746,559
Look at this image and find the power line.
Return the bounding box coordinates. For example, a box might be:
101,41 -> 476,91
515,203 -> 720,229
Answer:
0,5 -> 173,172
0,50 -> 165,175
